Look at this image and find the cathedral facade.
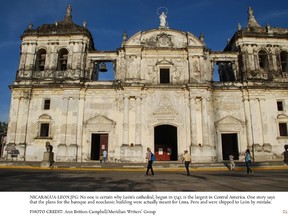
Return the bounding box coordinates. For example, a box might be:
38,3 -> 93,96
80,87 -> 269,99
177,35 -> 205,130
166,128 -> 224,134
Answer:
6,6 -> 288,163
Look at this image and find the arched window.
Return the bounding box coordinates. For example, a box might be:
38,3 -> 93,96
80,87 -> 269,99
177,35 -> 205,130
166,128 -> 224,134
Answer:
258,50 -> 269,71
277,114 -> 288,137
280,51 -> 288,72
35,49 -> 46,71
38,114 -> 52,138
58,48 -> 68,71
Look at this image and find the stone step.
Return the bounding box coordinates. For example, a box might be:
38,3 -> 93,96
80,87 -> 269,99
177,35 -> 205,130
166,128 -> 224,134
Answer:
0,160 -> 286,169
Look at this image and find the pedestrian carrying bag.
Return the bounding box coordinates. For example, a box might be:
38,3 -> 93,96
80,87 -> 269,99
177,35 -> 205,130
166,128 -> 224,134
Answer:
151,153 -> 155,161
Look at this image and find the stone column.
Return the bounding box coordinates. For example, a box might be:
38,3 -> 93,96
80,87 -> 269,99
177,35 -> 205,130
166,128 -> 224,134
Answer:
240,52 -> 247,79
49,42 -> 58,71
18,43 -> 28,74
257,98 -> 265,145
65,97 -> 71,145
249,98 -> 264,146
21,92 -> 32,161
253,48 -> 259,71
45,43 -> 51,71
195,97 -> 203,146
135,96 -> 142,145
232,61 -> 238,80
243,95 -> 253,148
189,96 -> 197,146
60,97 -> 69,145
184,93 -> 191,150
122,96 -> 129,145
258,98 -> 269,144
15,97 -> 25,145
8,96 -> 21,145
80,42 -> 86,78
201,97 -> 209,146
65,97 -> 77,145
76,94 -> 85,162
26,42 -> 36,72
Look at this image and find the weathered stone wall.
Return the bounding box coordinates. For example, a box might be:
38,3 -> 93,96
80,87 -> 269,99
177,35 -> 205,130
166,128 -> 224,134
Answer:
6,6 -> 288,163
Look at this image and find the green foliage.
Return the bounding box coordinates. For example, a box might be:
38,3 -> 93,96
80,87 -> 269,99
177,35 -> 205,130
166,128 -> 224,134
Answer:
0,122 -> 8,133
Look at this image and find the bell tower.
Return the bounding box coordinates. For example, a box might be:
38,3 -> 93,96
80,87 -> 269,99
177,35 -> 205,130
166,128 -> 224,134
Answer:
16,4 -> 95,84
224,7 -> 288,82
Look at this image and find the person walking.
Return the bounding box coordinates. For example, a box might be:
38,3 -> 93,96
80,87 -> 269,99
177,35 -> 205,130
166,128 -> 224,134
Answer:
245,149 -> 253,174
145,148 -> 154,176
182,150 -> 191,176
102,149 -> 107,163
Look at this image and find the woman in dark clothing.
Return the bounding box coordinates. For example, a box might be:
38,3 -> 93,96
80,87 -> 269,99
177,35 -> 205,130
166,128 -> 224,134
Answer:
245,149 -> 253,174
145,148 -> 154,176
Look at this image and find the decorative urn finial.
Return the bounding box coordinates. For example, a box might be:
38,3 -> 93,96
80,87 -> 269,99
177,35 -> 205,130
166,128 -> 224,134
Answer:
65,4 -> 72,21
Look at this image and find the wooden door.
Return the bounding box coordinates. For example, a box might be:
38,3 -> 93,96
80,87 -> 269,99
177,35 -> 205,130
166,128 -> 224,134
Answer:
155,145 -> 171,161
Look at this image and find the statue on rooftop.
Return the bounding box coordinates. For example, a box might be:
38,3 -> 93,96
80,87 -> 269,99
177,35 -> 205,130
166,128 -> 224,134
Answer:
157,7 -> 168,28
247,6 -> 261,27
65,4 -> 72,21
159,12 -> 167,27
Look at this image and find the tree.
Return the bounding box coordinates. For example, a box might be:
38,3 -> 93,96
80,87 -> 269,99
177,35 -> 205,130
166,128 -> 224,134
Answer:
0,122 -> 8,133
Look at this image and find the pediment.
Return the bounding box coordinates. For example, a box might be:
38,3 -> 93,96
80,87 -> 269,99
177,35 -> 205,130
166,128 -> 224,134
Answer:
215,115 -> 244,126
156,59 -> 174,66
39,114 -> 51,120
153,97 -> 178,116
84,115 -> 115,126
277,114 -> 288,120
124,28 -> 204,48
153,106 -> 178,116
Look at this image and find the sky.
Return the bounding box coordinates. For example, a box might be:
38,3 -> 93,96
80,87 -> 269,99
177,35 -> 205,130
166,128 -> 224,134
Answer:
1,0 -> 288,123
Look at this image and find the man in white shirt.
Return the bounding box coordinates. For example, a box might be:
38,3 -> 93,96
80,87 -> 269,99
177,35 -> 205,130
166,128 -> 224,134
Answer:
182,150 -> 191,176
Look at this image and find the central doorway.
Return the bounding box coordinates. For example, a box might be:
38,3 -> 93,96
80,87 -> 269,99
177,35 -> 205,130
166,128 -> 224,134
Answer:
91,134 -> 108,160
221,133 -> 239,160
154,125 -> 178,161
